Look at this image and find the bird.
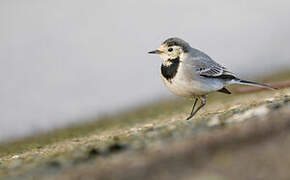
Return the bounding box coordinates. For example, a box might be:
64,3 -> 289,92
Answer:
148,37 -> 277,120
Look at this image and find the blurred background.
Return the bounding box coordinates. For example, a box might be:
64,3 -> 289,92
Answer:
0,0 -> 289,141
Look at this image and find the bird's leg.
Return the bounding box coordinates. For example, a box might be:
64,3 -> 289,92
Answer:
186,96 -> 207,120
186,98 -> 198,120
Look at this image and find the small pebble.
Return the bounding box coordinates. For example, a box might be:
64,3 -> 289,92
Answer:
11,155 -> 19,159
207,116 -> 220,127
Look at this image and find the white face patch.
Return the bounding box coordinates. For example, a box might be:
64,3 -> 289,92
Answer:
158,45 -> 183,64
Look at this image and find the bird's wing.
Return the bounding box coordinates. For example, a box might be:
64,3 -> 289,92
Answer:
186,50 -> 237,79
196,60 -> 236,78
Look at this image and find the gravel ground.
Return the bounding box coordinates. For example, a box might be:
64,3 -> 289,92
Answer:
1,87 -> 290,180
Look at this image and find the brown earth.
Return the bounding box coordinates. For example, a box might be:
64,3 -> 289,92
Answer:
1,86 -> 290,180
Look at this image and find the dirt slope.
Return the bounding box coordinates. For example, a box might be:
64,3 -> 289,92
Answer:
1,85 -> 290,180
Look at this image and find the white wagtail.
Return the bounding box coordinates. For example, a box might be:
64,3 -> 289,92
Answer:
149,37 -> 277,120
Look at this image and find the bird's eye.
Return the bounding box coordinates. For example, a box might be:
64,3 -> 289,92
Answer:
168,48 -> 173,52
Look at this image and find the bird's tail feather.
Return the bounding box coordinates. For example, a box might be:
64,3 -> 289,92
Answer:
232,79 -> 277,90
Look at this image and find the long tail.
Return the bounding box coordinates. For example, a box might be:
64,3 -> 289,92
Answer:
231,79 -> 277,90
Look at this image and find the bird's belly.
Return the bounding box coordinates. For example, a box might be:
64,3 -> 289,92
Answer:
162,75 -> 223,98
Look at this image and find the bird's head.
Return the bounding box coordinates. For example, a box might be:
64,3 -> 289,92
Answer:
148,37 -> 191,62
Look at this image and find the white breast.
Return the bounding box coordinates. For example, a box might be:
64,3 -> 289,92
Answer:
161,62 -> 224,98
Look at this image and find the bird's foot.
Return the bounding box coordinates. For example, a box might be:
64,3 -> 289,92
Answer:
185,114 -> 195,120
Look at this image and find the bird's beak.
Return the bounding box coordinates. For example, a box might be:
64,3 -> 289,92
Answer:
148,50 -> 163,54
